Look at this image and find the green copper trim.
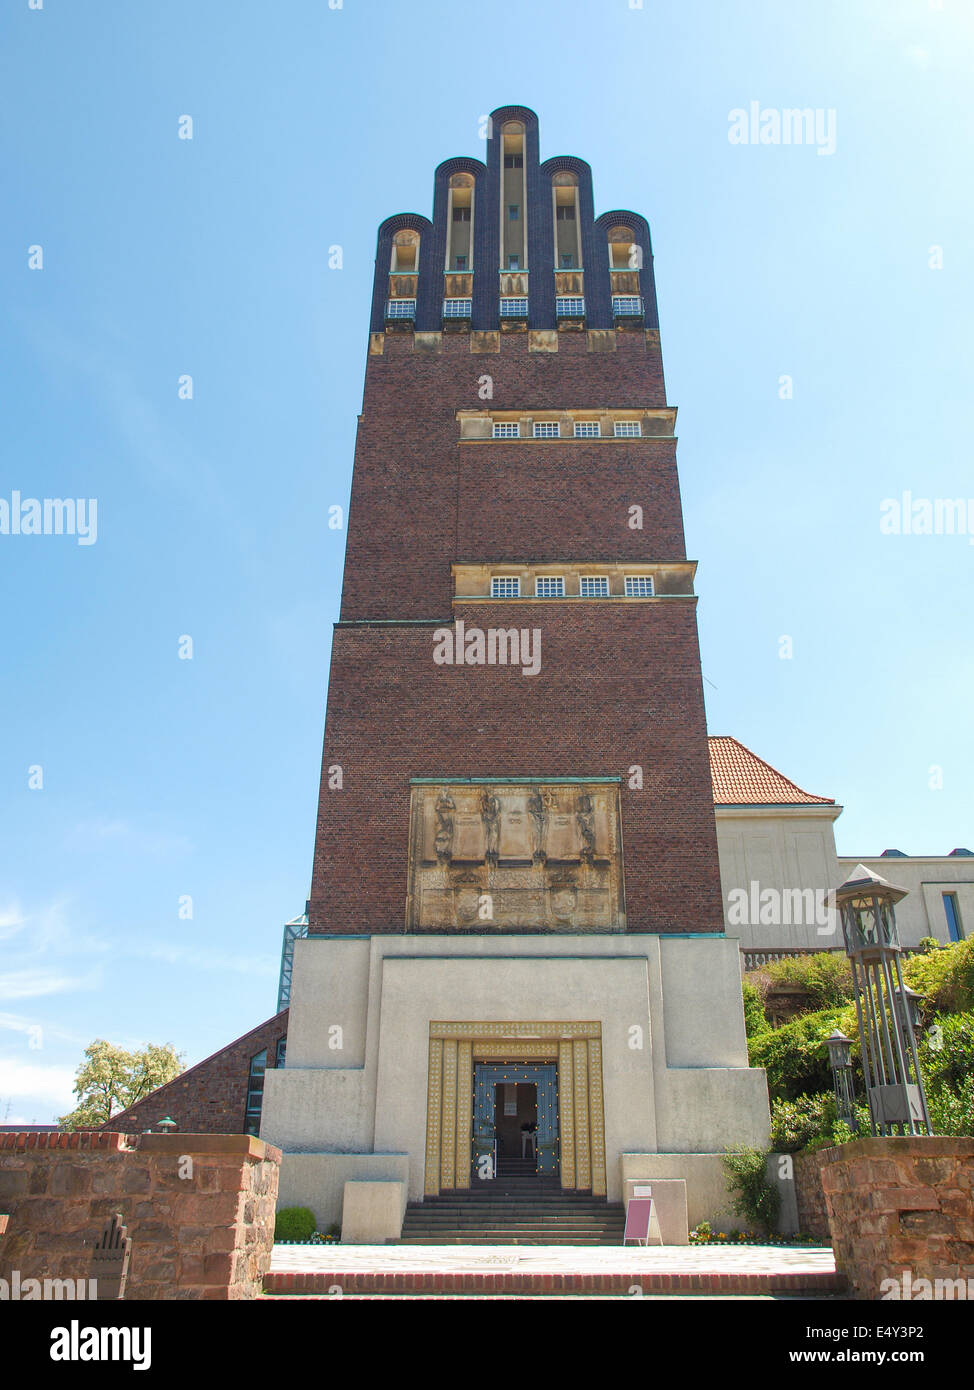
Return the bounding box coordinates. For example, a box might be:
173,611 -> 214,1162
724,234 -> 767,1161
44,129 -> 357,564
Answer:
409,776 -> 622,785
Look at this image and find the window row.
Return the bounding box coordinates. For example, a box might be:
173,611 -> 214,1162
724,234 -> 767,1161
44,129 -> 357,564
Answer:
387,295 -> 644,325
492,420 -> 642,439
490,575 -> 655,598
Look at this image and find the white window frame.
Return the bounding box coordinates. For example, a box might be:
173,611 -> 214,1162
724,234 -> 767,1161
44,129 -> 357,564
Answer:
556,296 -> 585,317
613,420 -> 642,438
533,421 -> 559,439
612,295 -> 644,317
580,576 -> 610,598
535,575 -> 565,598
492,422 -> 520,439
491,576 -> 521,598
499,296 -> 528,316
573,421 -> 600,438
443,298 -> 472,318
624,575 -> 655,597
385,299 -> 416,320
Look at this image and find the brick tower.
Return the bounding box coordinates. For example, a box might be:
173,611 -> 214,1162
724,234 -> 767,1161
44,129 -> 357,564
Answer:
262,106 -> 769,1232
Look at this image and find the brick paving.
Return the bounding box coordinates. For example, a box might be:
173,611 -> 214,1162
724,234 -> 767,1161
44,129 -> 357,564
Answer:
266,1243 -> 842,1298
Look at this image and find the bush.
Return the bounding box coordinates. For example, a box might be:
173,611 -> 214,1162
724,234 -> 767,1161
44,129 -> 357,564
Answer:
905,937 -> 974,1017
769,1091 -> 868,1153
761,953 -> 854,1011
721,1146 -> 780,1235
927,1075 -> 974,1137
916,937 -> 941,955
273,1206 -> 317,1242
748,1007 -> 849,1099
742,981 -> 770,1040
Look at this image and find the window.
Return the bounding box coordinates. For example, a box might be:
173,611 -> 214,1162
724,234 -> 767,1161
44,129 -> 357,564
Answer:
492,421 -> 520,438
507,254 -> 521,271
556,205 -> 576,221
580,576 -> 609,597
386,299 -> 416,320
452,206 -> 471,222
944,893 -> 963,942
614,420 -> 642,437
535,576 -> 565,598
443,298 -> 472,318
560,253 -> 575,269
244,1048 -> 267,1136
613,295 -> 644,317
499,296 -> 528,316
508,205 -> 520,221
504,153 -> 523,169
533,421 -> 559,439
276,1036 -> 287,1067
573,421 -> 600,438
491,576 -> 520,598
556,296 -> 585,317
624,575 -> 655,597
454,255 -> 467,271
578,575 -> 608,597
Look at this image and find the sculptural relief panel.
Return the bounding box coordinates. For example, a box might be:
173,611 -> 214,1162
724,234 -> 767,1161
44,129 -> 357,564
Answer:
407,781 -> 625,931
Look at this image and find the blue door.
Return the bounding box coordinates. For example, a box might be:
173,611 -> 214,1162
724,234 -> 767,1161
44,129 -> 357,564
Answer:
472,1063 -> 559,1177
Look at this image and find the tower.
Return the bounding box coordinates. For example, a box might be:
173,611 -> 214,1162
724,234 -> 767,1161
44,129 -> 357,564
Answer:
261,107 -> 770,1235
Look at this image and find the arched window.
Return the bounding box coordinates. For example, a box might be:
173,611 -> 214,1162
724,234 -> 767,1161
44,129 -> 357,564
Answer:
447,174 -> 474,272
501,123 -> 526,271
551,172 -> 580,269
390,227 -> 420,275
606,224 -> 640,271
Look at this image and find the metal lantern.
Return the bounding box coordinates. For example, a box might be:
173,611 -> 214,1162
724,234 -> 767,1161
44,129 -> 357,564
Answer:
825,1029 -> 858,1132
832,865 -> 932,1136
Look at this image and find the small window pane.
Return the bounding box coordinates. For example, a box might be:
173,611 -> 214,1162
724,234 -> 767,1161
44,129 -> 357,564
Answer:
580,576 -> 609,597
560,254 -> 575,269
533,422 -> 559,438
492,422 -> 520,438
614,421 -> 641,437
491,576 -> 520,598
508,205 -> 520,221
573,422 -> 600,438
624,576 -> 655,597
455,255 -> 467,271
535,576 -> 565,598
556,296 -> 585,317
613,295 -> 644,317
386,299 -> 416,320
443,298 -> 472,318
507,254 -> 521,270
499,297 -> 528,316
452,206 -> 471,222
504,153 -> 523,169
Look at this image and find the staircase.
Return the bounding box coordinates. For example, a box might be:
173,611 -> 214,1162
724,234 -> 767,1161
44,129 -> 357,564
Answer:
396,1158 -> 626,1245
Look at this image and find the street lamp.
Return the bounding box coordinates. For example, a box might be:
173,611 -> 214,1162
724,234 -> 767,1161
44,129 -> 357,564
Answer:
832,865 -> 932,1137
825,1029 -> 858,1132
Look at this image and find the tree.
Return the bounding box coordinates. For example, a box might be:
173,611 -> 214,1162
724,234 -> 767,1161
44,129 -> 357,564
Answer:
59,1039 -> 184,1130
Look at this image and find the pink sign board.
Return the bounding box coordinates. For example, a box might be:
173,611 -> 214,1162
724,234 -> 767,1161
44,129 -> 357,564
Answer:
623,1197 -> 656,1245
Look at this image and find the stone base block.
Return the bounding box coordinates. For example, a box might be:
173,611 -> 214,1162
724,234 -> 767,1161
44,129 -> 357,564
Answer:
341,1181 -> 406,1244
622,1178 -> 688,1244
276,1153 -> 409,1232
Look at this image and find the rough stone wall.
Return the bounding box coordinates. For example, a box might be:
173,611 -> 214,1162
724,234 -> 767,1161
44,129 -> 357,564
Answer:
818,1136 -> 974,1299
0,1131 -> 280,1300
794,1150 -> 831,1244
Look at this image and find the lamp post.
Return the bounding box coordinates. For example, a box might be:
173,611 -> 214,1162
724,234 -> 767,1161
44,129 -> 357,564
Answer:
825,1029 -> 858,1132
832,865 -> 932,1137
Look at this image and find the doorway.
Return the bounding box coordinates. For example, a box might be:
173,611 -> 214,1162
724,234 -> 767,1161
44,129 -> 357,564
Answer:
472,1062 -> 559,1181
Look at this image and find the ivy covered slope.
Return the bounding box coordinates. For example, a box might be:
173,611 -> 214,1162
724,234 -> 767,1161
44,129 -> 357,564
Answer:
742,939 -> 974,1151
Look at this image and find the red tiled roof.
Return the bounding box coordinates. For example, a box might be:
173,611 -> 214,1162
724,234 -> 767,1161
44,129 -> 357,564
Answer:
709,736 -> 834,806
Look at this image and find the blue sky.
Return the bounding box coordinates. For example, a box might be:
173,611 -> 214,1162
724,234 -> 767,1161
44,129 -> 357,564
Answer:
2,0 -> 972,1122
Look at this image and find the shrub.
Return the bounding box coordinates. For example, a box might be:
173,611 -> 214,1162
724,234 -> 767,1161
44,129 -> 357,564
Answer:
721,1146 -> 780,1235
742,981 -> 770,1040
916,937 -> 941,955
771,1090 -> 872,1152
762,953 -> 854,1011
926,1075 -> 974,1137
273,1206 -> 317,1242
748,1007 -> 848,1099
905,937 -> 974,1017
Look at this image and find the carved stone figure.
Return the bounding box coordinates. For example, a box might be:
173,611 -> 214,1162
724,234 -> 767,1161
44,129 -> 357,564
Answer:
576,792 -> 596,863
481,791 -> 500,864
434,793 -> 455,861
528,788 -> 548,863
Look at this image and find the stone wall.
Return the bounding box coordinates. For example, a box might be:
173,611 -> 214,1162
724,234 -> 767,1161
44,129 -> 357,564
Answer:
0,1131 -> 280,1300
818,1136 -> 974,1299
794,1150 -> 831,1244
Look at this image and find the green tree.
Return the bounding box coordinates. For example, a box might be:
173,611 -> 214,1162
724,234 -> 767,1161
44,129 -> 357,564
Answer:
59,1039 -> 184,1130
